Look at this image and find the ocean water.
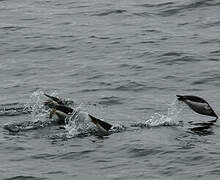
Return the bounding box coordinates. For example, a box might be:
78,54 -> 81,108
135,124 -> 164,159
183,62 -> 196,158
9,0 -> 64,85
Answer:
1,0 -> 220,179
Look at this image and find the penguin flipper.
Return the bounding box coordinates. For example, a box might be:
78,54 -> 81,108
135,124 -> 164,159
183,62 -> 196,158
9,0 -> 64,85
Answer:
44,93 -> 64,105
88,114 -> 112,132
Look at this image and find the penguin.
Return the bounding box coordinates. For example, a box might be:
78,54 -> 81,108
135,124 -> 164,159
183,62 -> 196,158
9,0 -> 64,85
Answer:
44,94 -> 74,124
44,94 -> 112,132
176,95 -> 218,120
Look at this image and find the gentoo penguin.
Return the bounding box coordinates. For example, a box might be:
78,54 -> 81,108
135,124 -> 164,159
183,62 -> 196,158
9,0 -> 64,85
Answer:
44,94 -> 112,132
176,95 -> 218,120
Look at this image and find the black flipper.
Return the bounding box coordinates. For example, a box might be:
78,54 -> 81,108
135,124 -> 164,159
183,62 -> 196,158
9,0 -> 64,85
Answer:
44,93 -> 64,105
88,114 -> 112,131
53,104 -> 73,114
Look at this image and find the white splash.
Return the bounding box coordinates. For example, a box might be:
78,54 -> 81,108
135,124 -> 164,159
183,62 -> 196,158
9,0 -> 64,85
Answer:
65,106 -> 96,138
145,99 -> 183,127
23,89 -> 49,122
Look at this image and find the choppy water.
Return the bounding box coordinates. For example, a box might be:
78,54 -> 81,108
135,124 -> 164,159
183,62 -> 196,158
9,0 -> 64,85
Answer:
1,0 -> 220,179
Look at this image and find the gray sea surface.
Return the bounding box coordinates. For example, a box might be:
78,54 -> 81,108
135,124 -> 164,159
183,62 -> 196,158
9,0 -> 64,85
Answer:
1,0 -> 220,179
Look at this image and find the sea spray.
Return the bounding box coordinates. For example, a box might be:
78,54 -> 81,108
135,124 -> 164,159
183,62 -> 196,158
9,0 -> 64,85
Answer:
65,106 -> 96,137
23,90 -> 50,122
145,99 -> 184,127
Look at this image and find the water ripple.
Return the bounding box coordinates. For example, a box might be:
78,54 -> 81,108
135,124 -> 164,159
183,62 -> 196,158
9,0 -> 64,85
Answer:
157,0 -> 220,16
98,96 -> 125,106
56,150 -> 94,160
93,9 -> 127,16
155,55 -> 203,65
136,2 -> 174,8
128,147 -> 162,158
4,176 -> 47,180
0,25 -> 26,31
115,81 -> 147,92
199,21 -> 220,29
191,75 -> 220,85
0,103 -> 30,117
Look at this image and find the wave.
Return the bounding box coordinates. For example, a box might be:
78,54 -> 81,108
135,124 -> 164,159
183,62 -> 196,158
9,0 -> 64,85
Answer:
0,25 -> 26,31
135,0 -> 220,17
156,0 -> 220,16
93,9 -> 127,16
98,96 -> 125,106
114,81 -> 147,92
24,45 -> 67,54
3,120 -> 54,133
0,103 -> 30,117
136,2 -> 174,8
191,73 -> 220,86
155,54 -> 203,65
4,176 -> 46,180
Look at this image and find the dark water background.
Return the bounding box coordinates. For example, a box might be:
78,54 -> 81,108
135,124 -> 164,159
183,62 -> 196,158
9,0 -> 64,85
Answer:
1,0 -> 220,179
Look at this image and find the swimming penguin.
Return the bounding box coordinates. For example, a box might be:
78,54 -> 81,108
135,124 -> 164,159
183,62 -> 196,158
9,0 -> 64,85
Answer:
176,95 -> 218,120
44,94 -> 113,132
